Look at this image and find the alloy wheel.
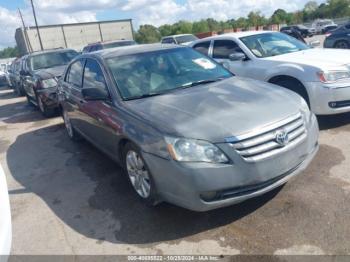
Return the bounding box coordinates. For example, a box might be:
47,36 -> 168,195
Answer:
335,41 -> 349,49
126,150 -> 151,199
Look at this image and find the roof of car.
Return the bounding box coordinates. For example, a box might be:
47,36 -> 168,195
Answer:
86,39 -> 135,46
27,48 -> 76,57
162,34 -> 194,39
94,43 -> 186,59
195,31 -> 276,42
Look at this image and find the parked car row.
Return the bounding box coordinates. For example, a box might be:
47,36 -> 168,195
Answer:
6,39 -> 136,116
5,30 -> 350,211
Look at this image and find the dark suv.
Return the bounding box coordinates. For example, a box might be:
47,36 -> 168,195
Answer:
21,48 -> 78,116
82,40 -> 136,53
280,25 -> 313,38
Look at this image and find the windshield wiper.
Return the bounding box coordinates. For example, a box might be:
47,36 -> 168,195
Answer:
177,77 -> 226,89
124,93 -> 164,101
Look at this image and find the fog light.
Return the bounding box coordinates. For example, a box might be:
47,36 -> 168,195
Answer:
200,191 -> 218,202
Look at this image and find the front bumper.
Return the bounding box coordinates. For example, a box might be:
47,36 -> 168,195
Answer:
37,87 -> 59,109
143,115 -> 319,211
305,81 -> 350,115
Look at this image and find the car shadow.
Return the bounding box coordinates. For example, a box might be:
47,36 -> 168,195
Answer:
6,124 -> 282,244
317,112 -> 350,130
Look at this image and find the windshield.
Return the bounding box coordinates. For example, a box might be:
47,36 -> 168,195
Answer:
175,35 -> 198,44
103,41 -> 136,49
240,32 -> 309,58
30,50 -> 79,71
107,47 -> 232,100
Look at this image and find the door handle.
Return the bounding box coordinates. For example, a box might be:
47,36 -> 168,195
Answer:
79,100 -> 86,104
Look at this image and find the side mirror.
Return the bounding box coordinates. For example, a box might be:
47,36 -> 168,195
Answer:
309,40 -> 320,48
82,87 -> 109,101
229,53 -> 247,61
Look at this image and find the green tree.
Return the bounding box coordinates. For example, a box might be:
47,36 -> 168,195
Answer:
0,46 -> 19,59
304,1 -> 319,13
172,20 -> 193,34
192,20 -> 210,33
247,11 -> 266,27
270,9 -> 288,24
158,24 -> 173,37
135,25 -> 161,44
235,17 -> 248,28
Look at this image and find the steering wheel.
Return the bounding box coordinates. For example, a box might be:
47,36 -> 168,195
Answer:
269,46 -> 283,55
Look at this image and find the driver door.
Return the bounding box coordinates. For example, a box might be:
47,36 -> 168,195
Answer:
211,39 -> 252,77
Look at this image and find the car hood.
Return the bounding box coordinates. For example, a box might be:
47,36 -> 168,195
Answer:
125,77 -> 302,143
265,48 -> 350,69
34,65 -> 66,80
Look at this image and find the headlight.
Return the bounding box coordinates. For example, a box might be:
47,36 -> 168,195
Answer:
165,137 -> 229,163
318,71 -> 350,83
41,78 -> 57,88
300,97 -> 311,124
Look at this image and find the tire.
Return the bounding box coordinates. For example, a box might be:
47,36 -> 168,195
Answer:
37,94 -> 55,117
16,83 -> 25,96
26,94 -> 34,106
123,142 -> 159,206
62,108 -> 81,141
273,78 -> 310,107
334,41 -> 349,49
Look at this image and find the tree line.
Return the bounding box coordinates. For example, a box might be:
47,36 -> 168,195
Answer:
135,0 -> 350,43
1,0 -> 349,58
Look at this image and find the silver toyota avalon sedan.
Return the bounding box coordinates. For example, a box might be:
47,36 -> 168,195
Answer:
59,44 -> 319,211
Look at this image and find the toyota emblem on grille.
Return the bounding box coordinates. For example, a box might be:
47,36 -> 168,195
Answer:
275,129 -> 289,146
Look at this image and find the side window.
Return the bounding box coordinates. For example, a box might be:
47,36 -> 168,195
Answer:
213,40 -> 243,59
83,59 -> 107,91
67,60 -> 84,88
162,38 -> 176,44
193,41 -> 211,56
82,46 -> 90,53
345,24 -> 350,30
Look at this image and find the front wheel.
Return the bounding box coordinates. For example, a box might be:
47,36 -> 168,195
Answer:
123,143 -> 159,206
334,41 -> 349,49
62,109 -> 80,141
37,94 -> 55,117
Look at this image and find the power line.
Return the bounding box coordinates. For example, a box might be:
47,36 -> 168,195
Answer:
29,0 -> 43,51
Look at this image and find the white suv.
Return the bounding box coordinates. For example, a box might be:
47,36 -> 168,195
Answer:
0,164 -> 11,261
191,31 -> 350,115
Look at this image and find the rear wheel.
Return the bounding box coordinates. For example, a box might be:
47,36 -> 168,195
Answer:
334,41 -> 349,49
123,142 -> 159,206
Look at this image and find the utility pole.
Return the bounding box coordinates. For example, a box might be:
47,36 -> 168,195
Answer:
18,8 -> 33,53
30,0 -> 43,51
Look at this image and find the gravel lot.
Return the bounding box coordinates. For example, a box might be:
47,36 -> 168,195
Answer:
1,83 -> 350,256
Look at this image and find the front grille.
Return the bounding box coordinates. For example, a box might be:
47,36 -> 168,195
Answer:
229,113 -> 307,162
201,160 -> 304,202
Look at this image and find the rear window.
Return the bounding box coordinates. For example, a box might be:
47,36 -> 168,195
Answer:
29,50 -> 79,71
103,41 -> 136,49
175,35 -> 198,44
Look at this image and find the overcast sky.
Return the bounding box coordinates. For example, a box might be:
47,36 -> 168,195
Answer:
0,0 -> 325,49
